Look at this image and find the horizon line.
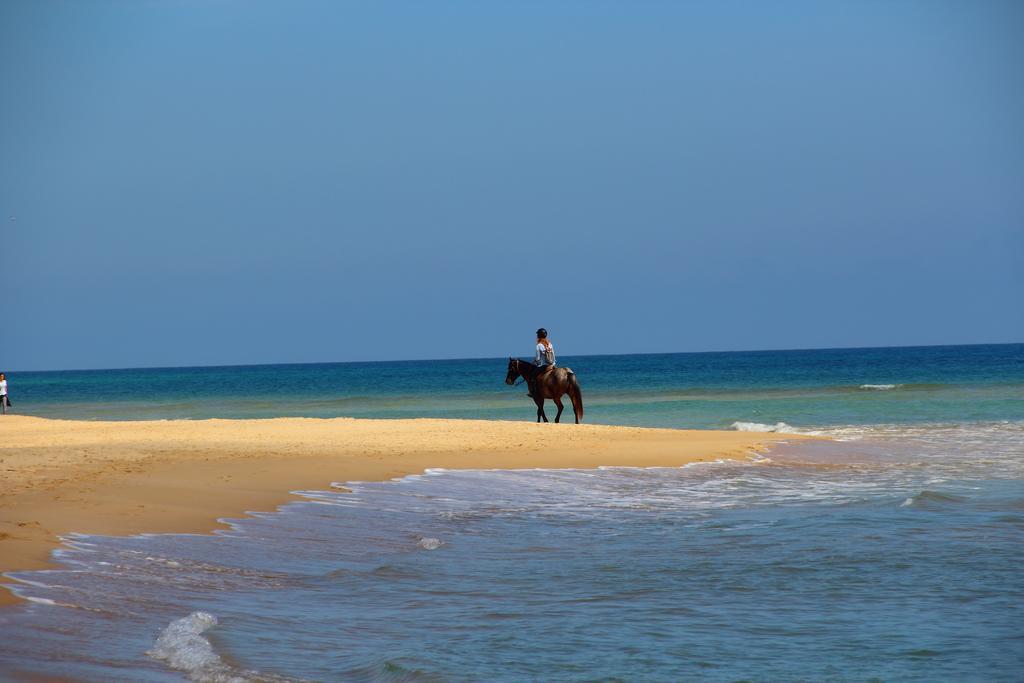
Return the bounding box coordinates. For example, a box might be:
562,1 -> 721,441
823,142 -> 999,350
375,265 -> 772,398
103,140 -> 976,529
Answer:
8,340 -> 1021,375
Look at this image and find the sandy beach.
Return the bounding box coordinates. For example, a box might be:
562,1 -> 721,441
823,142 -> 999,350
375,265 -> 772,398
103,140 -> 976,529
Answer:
0,415 -> 800,605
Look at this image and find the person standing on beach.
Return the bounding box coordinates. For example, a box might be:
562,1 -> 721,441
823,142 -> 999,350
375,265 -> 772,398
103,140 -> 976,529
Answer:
0,373 -> 8,415
527,328 -> 556,398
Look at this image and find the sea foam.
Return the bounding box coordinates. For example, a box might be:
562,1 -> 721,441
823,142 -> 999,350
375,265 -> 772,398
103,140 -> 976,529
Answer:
148,611 -> 298,682
859,384 -> 900,390
147,612 -> 236,681
731,421 -> 802,434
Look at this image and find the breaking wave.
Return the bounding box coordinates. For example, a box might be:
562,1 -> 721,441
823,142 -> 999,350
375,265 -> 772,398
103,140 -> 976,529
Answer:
899,490 -> 968,509
860,384 -> 900,391
148,611 -> 301,683
730,421 -> 809,434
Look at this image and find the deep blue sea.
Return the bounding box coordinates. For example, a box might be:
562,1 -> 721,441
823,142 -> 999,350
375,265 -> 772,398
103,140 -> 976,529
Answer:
2,344 -> 1023,681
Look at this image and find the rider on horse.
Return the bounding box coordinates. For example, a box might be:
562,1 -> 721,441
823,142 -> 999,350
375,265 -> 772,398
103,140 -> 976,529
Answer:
527,328 -> 556,398
506,331 -> 583,424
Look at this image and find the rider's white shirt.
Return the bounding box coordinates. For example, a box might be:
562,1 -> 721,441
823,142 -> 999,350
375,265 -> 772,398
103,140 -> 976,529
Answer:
535,342 -> 555,366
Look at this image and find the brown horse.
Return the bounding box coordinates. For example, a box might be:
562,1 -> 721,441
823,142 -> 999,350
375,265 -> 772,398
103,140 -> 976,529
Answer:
505,358 -> 584,424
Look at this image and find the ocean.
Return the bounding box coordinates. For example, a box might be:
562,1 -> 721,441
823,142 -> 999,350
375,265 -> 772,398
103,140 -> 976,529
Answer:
2,344 -> 1023,681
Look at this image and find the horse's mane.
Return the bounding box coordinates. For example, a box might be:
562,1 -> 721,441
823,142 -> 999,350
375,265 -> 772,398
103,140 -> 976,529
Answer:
511,358 -> 540,376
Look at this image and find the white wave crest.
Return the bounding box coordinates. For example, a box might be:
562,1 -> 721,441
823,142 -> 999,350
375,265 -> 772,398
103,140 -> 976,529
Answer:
147,612 -> 236,682
730,421 -> 803,434
24,596 -> 57,606
148,612 -> 301,683
417,537 -> 443,550
859,384 -> 899,390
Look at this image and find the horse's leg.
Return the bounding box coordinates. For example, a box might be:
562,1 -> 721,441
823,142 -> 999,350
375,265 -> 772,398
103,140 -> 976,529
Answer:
534,396 -> 548,423
553,396 -> 564,423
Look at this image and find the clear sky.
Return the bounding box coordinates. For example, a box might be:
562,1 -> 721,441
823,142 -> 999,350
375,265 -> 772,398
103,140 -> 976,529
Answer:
2,1 -> 1022,370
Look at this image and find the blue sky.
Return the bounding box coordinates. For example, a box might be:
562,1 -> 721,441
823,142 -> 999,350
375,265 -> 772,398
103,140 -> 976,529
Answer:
1,1 -> 1022,370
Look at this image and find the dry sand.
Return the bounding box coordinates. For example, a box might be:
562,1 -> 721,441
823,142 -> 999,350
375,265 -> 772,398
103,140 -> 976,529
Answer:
0,415 -> 804,606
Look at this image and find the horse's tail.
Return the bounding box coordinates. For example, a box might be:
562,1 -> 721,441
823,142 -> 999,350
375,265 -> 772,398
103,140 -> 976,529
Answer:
567,370 -> 584,423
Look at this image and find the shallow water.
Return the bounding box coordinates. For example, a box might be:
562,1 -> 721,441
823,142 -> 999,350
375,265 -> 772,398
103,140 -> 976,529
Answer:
2,345 -> 1023,681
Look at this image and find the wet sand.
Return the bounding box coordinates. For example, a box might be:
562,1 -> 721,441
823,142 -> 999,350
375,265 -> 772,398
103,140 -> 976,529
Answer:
0,415 -> 805,605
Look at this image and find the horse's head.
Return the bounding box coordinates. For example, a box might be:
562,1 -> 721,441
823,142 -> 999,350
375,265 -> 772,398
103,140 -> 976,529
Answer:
505,357 -> 520,385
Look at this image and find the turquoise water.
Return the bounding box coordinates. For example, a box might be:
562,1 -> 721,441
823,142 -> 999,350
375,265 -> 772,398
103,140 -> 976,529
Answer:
1,344 -> 1023,681
11,344 -> 1024,428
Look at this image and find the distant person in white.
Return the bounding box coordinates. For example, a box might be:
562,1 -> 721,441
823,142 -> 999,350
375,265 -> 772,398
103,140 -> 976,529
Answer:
527,328 -> 556,398
0,373 -> 8,415
534,328 -> 556,369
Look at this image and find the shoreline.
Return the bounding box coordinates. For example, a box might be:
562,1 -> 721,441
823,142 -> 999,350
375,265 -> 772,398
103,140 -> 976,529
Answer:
0,415 -> 808,606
